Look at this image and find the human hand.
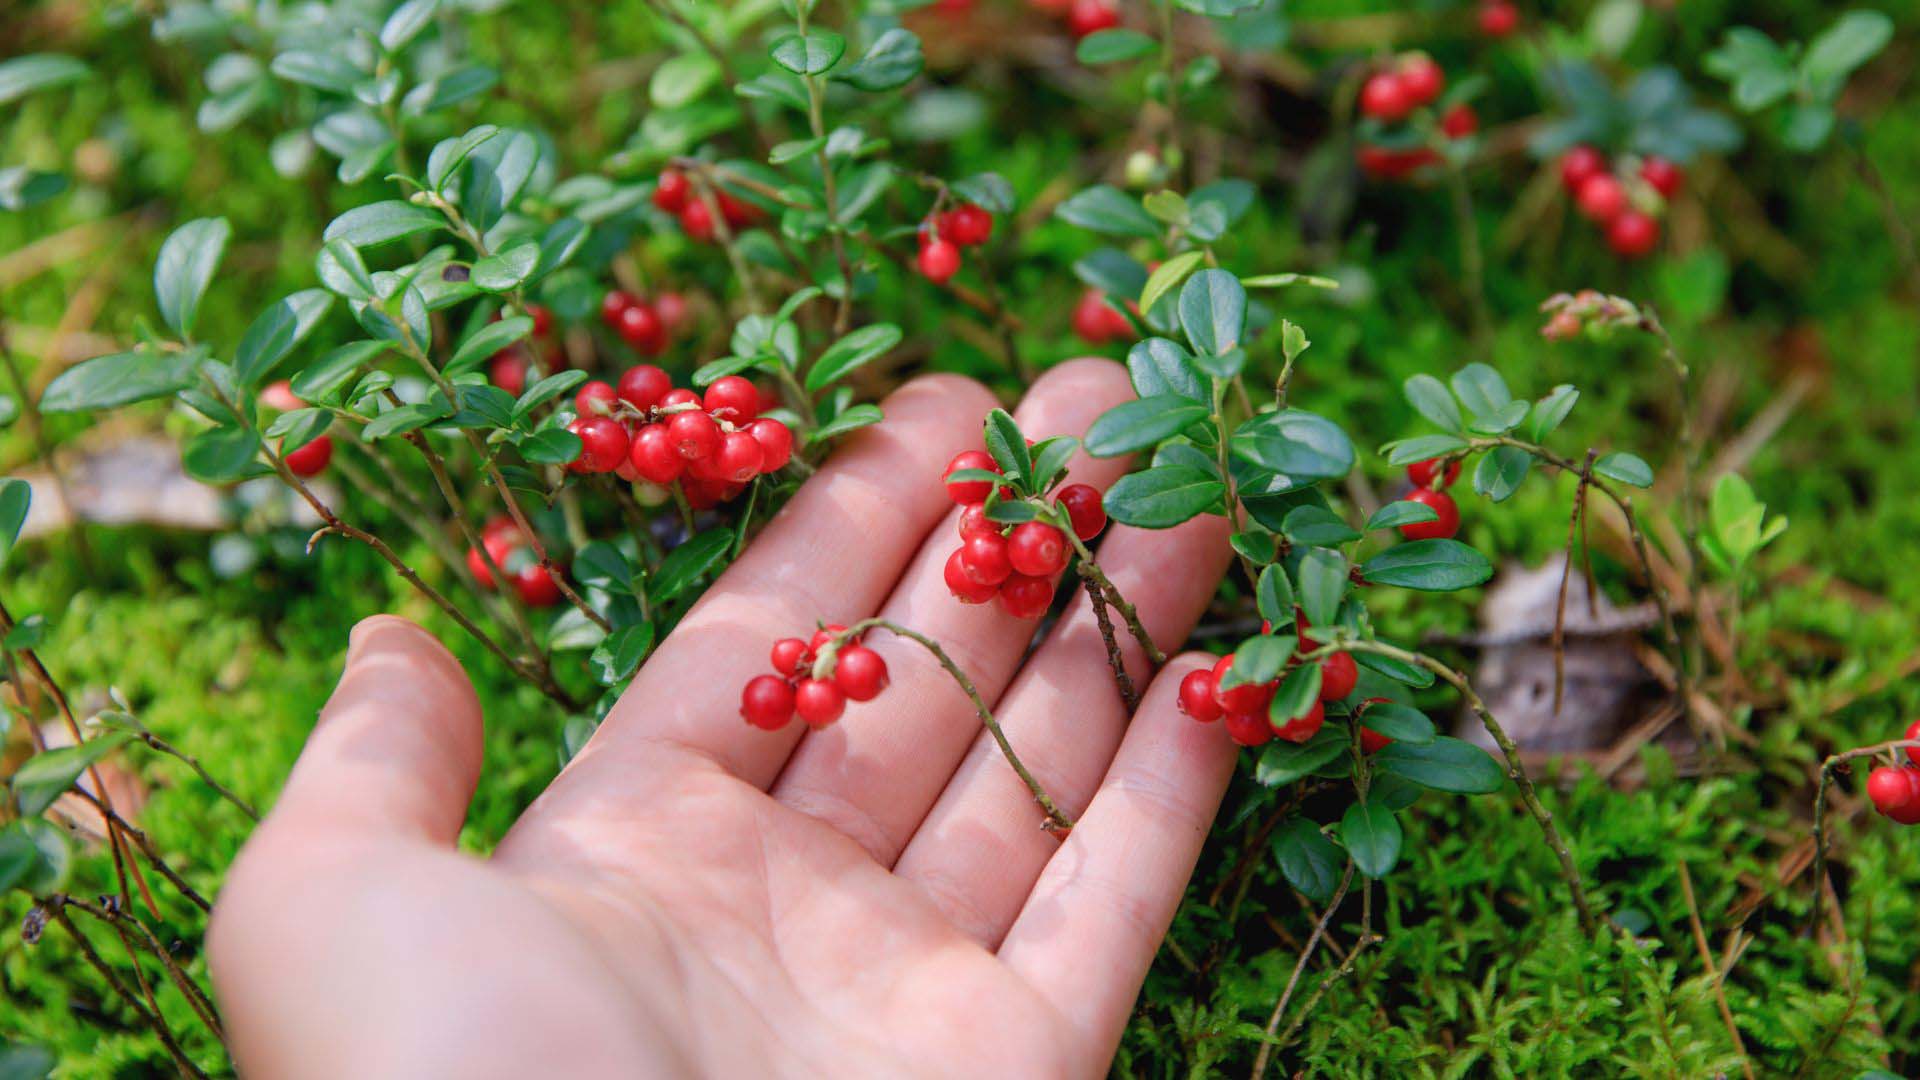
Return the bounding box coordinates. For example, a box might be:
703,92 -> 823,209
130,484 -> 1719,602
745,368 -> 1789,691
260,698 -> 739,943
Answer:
209,360 -> 1237,1078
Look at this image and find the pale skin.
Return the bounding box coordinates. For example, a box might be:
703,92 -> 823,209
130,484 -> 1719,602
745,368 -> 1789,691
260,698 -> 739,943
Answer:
209,359 -> 1242,1078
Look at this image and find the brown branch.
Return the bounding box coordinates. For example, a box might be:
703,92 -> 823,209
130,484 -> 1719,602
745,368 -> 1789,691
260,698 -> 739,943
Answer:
1251,860 -> 1354,1078
1078,563 -> 1139,712
1552,450 -> 1598,714
1676,861 -> 1756,1080
49,906 -> 210,1078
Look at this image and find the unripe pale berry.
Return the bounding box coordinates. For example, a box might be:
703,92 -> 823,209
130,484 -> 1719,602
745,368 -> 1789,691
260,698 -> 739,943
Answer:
1178,669 -> 1223,722
1399,487 -> 1460,541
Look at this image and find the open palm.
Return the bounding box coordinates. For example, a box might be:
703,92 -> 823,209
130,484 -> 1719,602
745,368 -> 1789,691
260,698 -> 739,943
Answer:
209,360 -> 1240,1078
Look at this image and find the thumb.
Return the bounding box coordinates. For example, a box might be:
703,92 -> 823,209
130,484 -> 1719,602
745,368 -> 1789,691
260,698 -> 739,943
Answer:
267,614 -> 485,846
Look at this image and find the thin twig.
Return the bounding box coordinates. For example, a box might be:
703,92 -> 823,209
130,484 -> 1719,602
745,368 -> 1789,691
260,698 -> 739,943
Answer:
1551,451 -> 1598,713
1078,564 -> 1139,711
1251,860 -> 1355,1079
48,906 -> 210,1078
1676,861 -> 1755,1080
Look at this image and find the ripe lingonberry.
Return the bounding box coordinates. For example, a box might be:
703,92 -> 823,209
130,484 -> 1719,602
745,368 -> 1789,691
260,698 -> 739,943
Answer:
1319,652 -> 1358,701
667,410 -> 722,461
527,303 -> 554,338
1273,700 -> 1325,744
945,548 -> 1000,604
655,291 -> 689,335
746,418 -> 794,473
794,678 -> 846,727
959,533 -> 1014,586
617,302 -> 666,355
703,375 -> 760,423
601,289 -> 637,328
1296,610 -> 1320,650
1639,156 -> 1683,198
998,574 -> 1054,619
742,675 -> 796,730
771,637 -> 809,677
466,531 -> 516,590
1867,766 -> 1915,815
1359,72 -> 1414,121
717,190 -> 759,227
1054,483 -> 1107,541
1559,145 -> 1606,192
957,503 -> 998,540
1575,174 -> 1627,223
568,416 -> 631,474
1398,56 -> 1444,107
1065,0 -> 1119,37
1904,718 -> 1920,764
1440,103 -> 1478,139
680,199 -> 715,241
1178,669 -> 1223,722
515,563 -> 562,607
943,450 -> 1001,505
1211,655 -> 1275,716
488,350 -> 528,395
629,424 -> 683,483
710,430 -> 765,483
918,238 -> 961,284
1477,0 -> 1518,37
943,203 -> 994,247
834,645 -> 890,702
1607,211 -> 1660,259
1360,727 -> 1393,754
1007,522 -> 1069,577
617,364 -> 671,412
283,434 -> 333,477
1224,711 -> 1273,747
1071,290 -> 1131,344
661,387 -> 700,409
654,169 -> 690,213
1408,457 -> 1462,489
1399,487 -> 1460,541
575,380 -> 618,418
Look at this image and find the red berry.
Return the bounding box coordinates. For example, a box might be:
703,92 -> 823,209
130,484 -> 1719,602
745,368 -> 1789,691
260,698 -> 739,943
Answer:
960,533 -> 1014,587
1007,521 -> 1069,577
1408,457 -> 1462,489
1065,0 -> 1120,37
1210,655 -> 1275,716
944,203 -> 994,247
482,516 -> 520,545
260,380 -> 302,411
918,238 -> 961,284
655,291 -> 689,335
794,678 -> 846,727
1639,156 -> 1683,198
1399,488 -> 1460,541
1559,146 -> 1606,192
1868,766 -> 1915,815
1398,56 -> 1445,107
1054,483 -> 1107,541
1892,770 -> 1920,824
1360,72 -> 1414,121
703,375 -> 760,423
600,290 -> 636,328
629,424 -> 683,483
466,533 -> 516,590
741,675 -> 796,730
660,387 -> 700,409
998,574 -> 1054,619
489,351 -> 528,396
1224,711 -> 1273,748
1360,727 -> 1393,754
1272,700 -> 1325,744
526,303 -> 554,338
1440,103 -> 1478,139
1477,0 -> 1518,38
771,637 -> 810,677
946,548 -> 1000,604
667,410 -> 722,461
616,364 -> 671,412
833,645 -> 890,702
1575,174 -> 1627,223
1296,611 -> 1319,651
943,450 -> 1001,505
575,380 -> 617,418
710,430 -> 765,483
283,434 -> 333,477
1178,669 -> 1223,722
680,199 -> 714,241
1904,719 -> 1920,764
568,416 -> 630,474
616,302 -> 665,356
654,169 -> 691,213
808,625 -> 848,654
746,418 -> 793,473
1319,652 -> 1358,701
717,190 -> 759,227
1072,290 -> 1128,344
1606,210 -> 1660,259
514,563 -> 562,607
957,503 -> 999,540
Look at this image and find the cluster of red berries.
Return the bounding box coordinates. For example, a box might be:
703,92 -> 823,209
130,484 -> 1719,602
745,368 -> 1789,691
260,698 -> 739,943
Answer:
937,451 -> 1106,619
465,515 -> 564,607
1399,457 -> 1463,540
596,288 -> 690,361
1356,55 -> 1477,181
740,626 -> 892,730
259,380 -> 334,478
1476,0 -> 1519,38
1558,145 -> 1682,260
487,302 -> 569,396
1029,0 -> 1120,39
652,168 -> 764,241
1866,720 -> 1920,824
565,366 -> 794,509
1072,289 -> 1134,345
1177,615 -> 1362,748
914,203 -> 995,285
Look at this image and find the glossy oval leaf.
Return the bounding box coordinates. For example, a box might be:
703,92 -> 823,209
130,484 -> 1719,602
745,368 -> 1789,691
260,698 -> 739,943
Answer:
1084,395 -> 1209,457
1359,539 -> 1493,591
1103,465 -> 1223,529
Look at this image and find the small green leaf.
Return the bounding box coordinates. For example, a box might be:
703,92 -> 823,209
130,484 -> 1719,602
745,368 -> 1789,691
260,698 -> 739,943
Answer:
1177,270 -> 1246,357
806,323 -> 902,392
1103,465 -> 1223,529
1595,451 -> 1654,488
590,623 -> 656,685
379,0 -> 439,51
1054,184 -> 1160,238
1295,547 -> 1347,626
0,54 -> 90,106
1084,395 -> 1209,458
1450,363 -> 1511,418
0,818 -> 70,897
651,529 -> 733,603
1272,817 -> 1344,903
1138,252 -> 1206,317
1269,662 -> 1323,725
1340,799 -> 1402,878
235,290 -> 334,386
1255,728 -> 1348,787
472,242 -> 541,292
1803,11 -> 1893,83
1075,27 -> 1158,64
836,27 -> 923,91
0,479 -> 31,570
983,409 -> 1032,487
1359,540 -> 1493,591
1473,446 -> 1532,503
515,427 -> 581,465
574,541 -> 639,594
513,370 -> 589,422
1528,385 -> 1579,441
1358,701 -> 1434,744
1403,374 -> 1463,433
183,425 -> 263,483
1227,634 -> 1294,687
1242,272 -> 1339,290
770,30 -> 846,76
448,316 -> 533,376
323,201 -> 446,249
1283,505 -> 1360,547
807,403 -> 883,444
316,239 -> 377,299
10,734 -> 130,817
1366,500 -> 1440,531
1230,410 -> 1354,482
154,217 -> 231,339
1375,736 -> 1506,793
1126,338 -> 1208,402
1383,434 -> 1469,467
651,53 -> 720,108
